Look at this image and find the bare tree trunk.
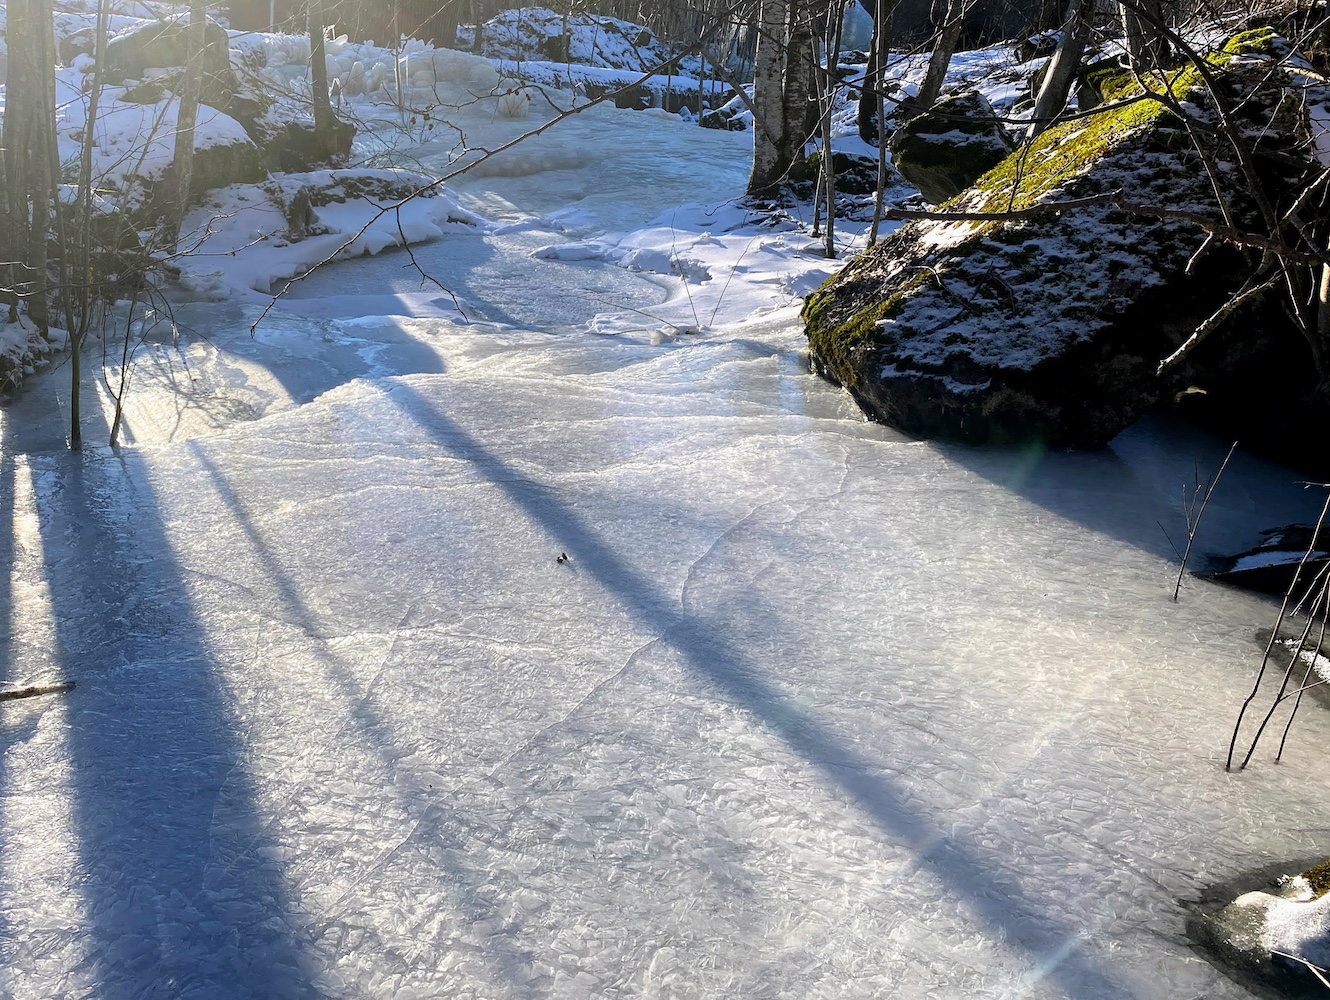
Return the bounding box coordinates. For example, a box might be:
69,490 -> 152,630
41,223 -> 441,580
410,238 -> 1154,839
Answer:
0,127 -> 13,323
909,0 -> 967,114
747,0 -> 792,195
869,0 -> 892,246
1120,0 -> 1169,73
309,0 -> 337,157
782,0 -> 817,148
162,0 -> 207,248
1029,0 -> 1092,138
470,0 -> 485,52
71,0 -> 112,451
5,0 -> 57,335
820,0 -> 847,258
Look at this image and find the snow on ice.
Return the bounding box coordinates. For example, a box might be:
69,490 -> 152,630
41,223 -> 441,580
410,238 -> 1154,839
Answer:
3,9 -> 1330,1000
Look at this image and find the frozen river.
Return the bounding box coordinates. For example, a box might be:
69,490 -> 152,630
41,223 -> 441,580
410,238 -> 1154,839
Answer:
2,95 -> 1330,1000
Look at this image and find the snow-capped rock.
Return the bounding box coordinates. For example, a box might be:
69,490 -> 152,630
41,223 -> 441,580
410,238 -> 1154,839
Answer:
804,30 -> 1330,459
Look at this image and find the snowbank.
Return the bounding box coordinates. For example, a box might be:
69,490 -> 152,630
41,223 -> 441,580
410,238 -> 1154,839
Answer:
174,169 -> 484,302
460,7 -> 702,78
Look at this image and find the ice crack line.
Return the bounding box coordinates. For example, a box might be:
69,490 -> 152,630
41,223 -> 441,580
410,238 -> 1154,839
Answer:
678,442 -> 852,612
484,634 -> 662,782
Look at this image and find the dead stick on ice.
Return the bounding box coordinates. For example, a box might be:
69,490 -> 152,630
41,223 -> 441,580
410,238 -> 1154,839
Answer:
0,682 -> 75,702
1271,951 -> 1330,989
1173,440 -> 1237,601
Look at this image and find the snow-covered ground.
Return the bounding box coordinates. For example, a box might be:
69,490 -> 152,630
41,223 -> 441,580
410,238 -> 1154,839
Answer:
6,18 -> 1330,1000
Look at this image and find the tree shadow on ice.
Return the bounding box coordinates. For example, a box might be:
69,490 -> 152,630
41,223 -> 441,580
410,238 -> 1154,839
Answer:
932,414 -> 1328,570
387,380 -> 1143,1000
15,446 -> 317,999
185,444 -> 543,997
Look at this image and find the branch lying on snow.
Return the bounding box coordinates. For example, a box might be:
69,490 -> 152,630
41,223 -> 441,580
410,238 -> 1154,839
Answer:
0,681 -> 75,702
883,196 -> 1329,267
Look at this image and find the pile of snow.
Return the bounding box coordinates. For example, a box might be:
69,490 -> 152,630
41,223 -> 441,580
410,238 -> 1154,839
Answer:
51,70 -> 257,213
174,169 -> 484,302
0,316 -> 66,394
240,30 -> 502,106
460,7 -> 699,77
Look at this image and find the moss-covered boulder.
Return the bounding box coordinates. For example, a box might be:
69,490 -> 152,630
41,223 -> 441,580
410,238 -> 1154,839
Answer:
805,31 -> 1326,451
888,91 -> 1016,204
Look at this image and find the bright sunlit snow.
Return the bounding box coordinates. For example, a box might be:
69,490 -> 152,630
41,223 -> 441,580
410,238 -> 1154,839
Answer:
4,17 -> 1330,1000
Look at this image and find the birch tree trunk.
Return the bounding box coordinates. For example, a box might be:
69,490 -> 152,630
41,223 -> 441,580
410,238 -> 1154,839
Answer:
747,0 -> 791,194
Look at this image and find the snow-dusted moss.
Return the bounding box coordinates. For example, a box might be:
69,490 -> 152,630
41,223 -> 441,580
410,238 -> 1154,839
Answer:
804,30 -> 1315,447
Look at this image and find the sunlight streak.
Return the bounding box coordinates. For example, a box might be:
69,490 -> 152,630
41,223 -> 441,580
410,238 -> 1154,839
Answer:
0,458 -> 91,998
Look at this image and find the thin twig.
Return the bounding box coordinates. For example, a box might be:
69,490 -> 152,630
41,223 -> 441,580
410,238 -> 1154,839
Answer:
1229,492 -> 1330,770
1174,441 -> 1237,601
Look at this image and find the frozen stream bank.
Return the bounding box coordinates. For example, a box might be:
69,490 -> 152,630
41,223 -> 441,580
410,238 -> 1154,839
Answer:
2,99 -> 1330,1000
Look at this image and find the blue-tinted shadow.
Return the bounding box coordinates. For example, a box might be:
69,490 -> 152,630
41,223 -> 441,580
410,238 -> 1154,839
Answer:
20,448 -> 316,1000
388,380 -> 1141,1000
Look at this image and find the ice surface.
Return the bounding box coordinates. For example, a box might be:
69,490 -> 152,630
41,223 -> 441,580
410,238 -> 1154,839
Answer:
5,32 -> 1330,1000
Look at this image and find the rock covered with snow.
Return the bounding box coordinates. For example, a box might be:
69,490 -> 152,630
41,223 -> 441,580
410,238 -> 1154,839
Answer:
888,90 -> 1016,204
172,168 -> 484,300
461,7 -> 697,77
52,69 -> 265,216
1190,861 -> 1330,993
804,31 -> 1328,451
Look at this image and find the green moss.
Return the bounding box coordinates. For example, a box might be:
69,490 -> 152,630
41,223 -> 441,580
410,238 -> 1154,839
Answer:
1087,67 -> 1137,104
803,268 -> 941,387
1302,860 -> 1330,899
959,29 -> 1277,216
962,96 -> 1171,213
1222,26 -> 1277,57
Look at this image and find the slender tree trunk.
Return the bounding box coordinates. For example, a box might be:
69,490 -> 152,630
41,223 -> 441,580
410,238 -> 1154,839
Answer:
820,0 -> 847,258
309,0 -> 337,157
869,0 -> 892,245
72,0 -> 111,444
163,0 -> 207,248
1029,0 -> 1092,138
909,0 -> 966,114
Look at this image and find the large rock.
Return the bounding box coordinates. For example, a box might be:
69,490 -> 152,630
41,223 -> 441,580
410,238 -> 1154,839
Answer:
186,125 -> 268,194
105,17 -> 237,108
889,91 -> 1016,204
805,30 -> 1327,453
1188,860 -> 1330,997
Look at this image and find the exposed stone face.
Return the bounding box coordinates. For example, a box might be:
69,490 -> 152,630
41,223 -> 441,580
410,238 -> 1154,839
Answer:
104,17 -> 237,103
805,32 -> 1327,453
888,91 -> 1016,205
187,128 -> 268,195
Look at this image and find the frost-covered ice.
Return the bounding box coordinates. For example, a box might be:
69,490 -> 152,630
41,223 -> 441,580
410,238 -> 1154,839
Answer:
7,27 -> 1330,1000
